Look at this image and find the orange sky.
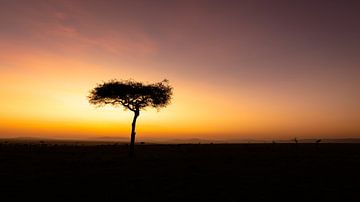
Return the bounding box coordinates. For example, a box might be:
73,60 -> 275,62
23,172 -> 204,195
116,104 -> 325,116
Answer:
0,0 -> 359,141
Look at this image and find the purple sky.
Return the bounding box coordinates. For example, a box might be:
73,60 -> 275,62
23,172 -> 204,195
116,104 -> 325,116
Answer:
0,0 -> 359,139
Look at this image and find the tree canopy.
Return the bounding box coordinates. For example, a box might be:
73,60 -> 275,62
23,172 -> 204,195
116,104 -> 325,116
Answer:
88,79 -> 173,111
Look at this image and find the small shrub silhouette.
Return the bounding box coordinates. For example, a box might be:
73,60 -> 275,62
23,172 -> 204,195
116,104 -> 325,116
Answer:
315,139 -> 322,150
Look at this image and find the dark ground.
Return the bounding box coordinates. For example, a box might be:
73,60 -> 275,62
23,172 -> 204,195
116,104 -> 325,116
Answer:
0,142 -> 359,201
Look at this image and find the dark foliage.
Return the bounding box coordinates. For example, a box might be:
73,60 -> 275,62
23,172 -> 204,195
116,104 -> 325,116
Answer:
88,79 -> 173,111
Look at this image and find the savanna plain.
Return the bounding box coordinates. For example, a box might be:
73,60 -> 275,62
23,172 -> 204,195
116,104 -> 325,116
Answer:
0,140 -> 359,202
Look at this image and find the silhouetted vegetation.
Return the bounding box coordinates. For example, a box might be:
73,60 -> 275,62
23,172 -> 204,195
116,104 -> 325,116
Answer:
88,79 -> 173,157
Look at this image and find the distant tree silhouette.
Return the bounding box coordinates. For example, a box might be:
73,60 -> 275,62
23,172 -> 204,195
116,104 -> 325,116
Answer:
88,79 -> 173,157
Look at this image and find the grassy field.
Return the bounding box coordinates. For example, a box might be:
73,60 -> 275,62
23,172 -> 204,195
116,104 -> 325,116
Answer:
0,142 -> 359,201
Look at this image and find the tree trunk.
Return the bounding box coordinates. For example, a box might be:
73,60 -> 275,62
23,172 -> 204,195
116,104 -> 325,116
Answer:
129,109 -> 139,158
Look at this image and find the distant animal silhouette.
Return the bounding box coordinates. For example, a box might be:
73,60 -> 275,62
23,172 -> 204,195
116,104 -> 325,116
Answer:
316,139 -> 321,144
88,79 -> 173,157
293,138 -> 298,144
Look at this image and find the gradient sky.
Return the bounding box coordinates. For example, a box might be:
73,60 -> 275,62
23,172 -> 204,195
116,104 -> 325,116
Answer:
0,0 -> 359,141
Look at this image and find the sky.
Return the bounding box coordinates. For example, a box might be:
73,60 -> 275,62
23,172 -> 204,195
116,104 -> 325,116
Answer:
0,0 -> 359,141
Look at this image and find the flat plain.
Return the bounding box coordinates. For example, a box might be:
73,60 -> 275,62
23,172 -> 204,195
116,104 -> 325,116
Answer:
0,141 -> 359,201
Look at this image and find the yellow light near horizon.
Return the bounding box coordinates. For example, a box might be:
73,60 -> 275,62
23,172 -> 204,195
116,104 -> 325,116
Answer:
0,49 -> 359,140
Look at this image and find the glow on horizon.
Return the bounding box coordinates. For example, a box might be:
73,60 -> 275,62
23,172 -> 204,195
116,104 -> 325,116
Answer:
0,0 -> 359,140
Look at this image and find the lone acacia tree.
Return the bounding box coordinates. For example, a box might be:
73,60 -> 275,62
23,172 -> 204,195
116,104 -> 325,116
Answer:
88,79 -> 173,157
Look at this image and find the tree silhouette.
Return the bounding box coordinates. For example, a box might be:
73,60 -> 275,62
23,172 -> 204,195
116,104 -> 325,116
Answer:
88,79 -> 173,157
